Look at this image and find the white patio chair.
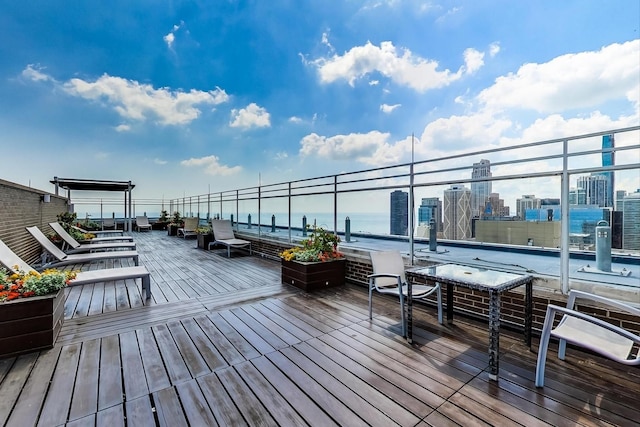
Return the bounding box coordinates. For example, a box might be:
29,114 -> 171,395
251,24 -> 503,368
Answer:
368,250 -> 443,337
209,219 -> 251,257
135,216 -> 153,232
177,217 -> 199,239
535,290 -> 640,387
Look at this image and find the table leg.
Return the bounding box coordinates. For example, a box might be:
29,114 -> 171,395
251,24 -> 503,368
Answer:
488,290 -> 500,380
525,281 -> 532,348
407,278 -> 413,344
446,282 -> 454,324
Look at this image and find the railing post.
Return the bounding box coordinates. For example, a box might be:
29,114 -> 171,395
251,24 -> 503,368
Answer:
345,217 -> 351,243
248,214 -> 252,229
561,139 -> 570,294
302,215 -> 307,237
271,215 -> 276,232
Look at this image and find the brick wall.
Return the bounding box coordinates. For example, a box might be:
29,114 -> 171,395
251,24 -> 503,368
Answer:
0,179 -> 68,265
238,232 -> 640,336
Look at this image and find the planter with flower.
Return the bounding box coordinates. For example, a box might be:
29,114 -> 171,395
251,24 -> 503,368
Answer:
195,225 -> 213,249
0,267 -> 76,358
279,226 -> 345,291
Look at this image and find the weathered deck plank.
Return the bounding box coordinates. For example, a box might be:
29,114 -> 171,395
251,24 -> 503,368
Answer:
0,230 -> 638,426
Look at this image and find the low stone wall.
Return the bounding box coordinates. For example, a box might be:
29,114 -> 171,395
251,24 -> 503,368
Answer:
0,179 -> 68,265
237,232 -> 640,336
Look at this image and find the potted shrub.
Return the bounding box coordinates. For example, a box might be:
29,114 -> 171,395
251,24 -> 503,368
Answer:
279,225 -> 345,291
167,211 -> 183,236
0,267 -> 76,358
155,210 -> 170,230
195,225 -> 213,249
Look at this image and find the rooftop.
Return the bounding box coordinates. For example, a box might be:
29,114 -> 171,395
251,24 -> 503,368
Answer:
1,231 -> 638,426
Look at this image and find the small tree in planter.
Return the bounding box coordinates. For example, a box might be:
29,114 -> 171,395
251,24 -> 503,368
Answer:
167,211 -> 183,236
155,210 -> 170,230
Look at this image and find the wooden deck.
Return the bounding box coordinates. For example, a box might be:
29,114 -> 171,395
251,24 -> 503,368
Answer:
0,231 -> 638,426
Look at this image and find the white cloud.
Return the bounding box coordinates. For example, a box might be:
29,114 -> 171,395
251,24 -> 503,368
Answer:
478,39 -> 640,113
288,116 -> 303,123
274,151 -> 288,160
380,103 -> 401,113
229,103 -> 271,128
61,74 -> 229,125
299,131 -> 402,165
94,152 -> 109,160
154,158 -> 168,165
463,48 -> 484,75
180,155 -> 242,176
310,41 -> 484,92
163,33 -> 175,49
115,124 -> 131,132
163,22 -> 183,49
489,42 -> 500,57
21,64 -> 53,82
420,112 -> 513,153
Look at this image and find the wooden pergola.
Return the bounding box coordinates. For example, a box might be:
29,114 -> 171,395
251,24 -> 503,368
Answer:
50,177 -> 136,231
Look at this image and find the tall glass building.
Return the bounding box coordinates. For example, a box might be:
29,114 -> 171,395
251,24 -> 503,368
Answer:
622,191 -> 640,250
390,190 -> 408,236
600,134 -> 615,207
471,159 -> 492,218
417,197 -> 442,231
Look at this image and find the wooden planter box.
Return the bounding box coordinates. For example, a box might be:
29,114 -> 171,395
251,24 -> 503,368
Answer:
167,224 -> 179,236
197,234 -> 213,249
0,290 -> 65,359
281,258 -> 346,292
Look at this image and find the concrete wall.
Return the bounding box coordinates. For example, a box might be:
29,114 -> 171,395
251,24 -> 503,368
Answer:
0,179 -> 68,265
476,220 -> 561,247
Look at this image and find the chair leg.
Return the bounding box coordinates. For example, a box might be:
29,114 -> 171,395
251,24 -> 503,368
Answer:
399,291 -> 406,337
436,285 -> 443,325
535,306 -> 555,387
368,280 -> 374,320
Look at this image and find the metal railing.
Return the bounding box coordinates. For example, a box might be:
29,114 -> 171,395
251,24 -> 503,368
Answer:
70,126 -> 640,293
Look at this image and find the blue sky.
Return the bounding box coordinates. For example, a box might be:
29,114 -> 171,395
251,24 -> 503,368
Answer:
1,0 -> 638,209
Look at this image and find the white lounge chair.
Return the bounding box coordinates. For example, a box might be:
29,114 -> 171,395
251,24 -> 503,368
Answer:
26,226 -> 140,267
209,219 -> 252,257
102,218 -> 117,230
0,238 -> 151,299
50,222 -> 133,243
49,222 -> 136,253
72,225 -> 125,237
135,216 -> 153,232
535,290 -> 640,387
368,250 -> 443,337
178,217 -> 199,239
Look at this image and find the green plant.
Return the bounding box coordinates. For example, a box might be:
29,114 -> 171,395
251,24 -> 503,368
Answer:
280,225 -> 343,262
57,212 -> 77,225
170,211 -> 183,226
0,267 -> 76,302
195,225 -> 212,234
159,210 -> 169,222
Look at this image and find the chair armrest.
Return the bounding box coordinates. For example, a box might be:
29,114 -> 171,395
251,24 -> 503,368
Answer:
547,304 -> 640,344
567,290 -> 640,316
368,273 -> 402,280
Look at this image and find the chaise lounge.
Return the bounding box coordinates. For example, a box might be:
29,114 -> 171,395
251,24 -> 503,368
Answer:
0,239 -> 151,299
49,222 -> 136,253
26,226 -> 140,267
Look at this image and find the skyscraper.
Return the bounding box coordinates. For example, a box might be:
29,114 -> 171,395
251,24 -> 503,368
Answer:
443,185 -> 471,240
390,190 -> 408,236
622,190 -> 640,250
577,175 -> 610,207
600,134 -> 615,207
471,159 -> 492,218
516,195 -> 541,219
417,197 -> 442,231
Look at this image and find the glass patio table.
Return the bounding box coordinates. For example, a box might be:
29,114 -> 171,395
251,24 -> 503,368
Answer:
406,263 -> 533,380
